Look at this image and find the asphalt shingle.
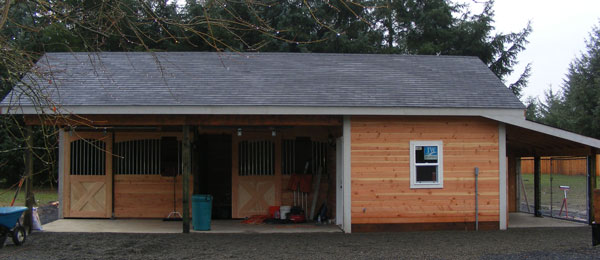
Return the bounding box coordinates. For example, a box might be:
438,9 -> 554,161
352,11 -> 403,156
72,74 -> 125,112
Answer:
1,52 -> 525,109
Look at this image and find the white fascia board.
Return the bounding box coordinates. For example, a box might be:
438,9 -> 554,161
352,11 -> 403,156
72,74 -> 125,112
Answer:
486,115 -> 600,150
3,105 -> 525,118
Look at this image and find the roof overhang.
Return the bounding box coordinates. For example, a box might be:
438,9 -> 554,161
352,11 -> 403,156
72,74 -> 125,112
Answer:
7,104 -> 600,156
2,105 -> 525,117
486,115 -> 600,156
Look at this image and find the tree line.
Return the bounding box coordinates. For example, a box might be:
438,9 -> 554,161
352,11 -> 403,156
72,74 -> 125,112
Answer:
526,23 -> 600,139
0,0 -> 531,187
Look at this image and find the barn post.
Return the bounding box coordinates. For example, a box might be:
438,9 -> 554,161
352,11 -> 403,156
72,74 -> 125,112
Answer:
588,151 -> 597,224
534,156 -> 542,217
498,123 -> 507,230
24,125 -> 35,232
182,125 -> 191,233
342,115 -> 352,233
515,158 -> 521,212
57,129 -> 64,219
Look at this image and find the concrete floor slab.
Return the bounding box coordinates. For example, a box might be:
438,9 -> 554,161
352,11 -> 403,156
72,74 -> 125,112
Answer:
42,219 -> 342,234
508,212 -> 588,228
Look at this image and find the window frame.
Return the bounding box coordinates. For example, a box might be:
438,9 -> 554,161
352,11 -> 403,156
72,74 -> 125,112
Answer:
410,140 -> 443,189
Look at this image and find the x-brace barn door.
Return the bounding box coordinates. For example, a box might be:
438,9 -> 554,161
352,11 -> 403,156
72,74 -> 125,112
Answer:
232,133 -> 281,218
63,132 -> 112,218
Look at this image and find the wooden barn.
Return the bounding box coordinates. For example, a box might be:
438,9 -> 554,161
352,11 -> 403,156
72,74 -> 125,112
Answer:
1,52 -> 599,233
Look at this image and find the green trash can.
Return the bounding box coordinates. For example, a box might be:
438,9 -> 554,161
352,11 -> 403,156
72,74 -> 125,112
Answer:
192,194 -> 212,231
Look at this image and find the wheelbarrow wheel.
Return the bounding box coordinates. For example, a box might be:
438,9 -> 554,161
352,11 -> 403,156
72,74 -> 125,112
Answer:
0,232 -> 7,249
12,226 -> 26,246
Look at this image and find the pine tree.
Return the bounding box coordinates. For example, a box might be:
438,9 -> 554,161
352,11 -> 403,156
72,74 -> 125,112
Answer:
561,24 -> 600,138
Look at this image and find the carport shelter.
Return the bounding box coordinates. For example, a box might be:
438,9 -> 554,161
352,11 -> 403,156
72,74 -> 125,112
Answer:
1,52 -> 599,233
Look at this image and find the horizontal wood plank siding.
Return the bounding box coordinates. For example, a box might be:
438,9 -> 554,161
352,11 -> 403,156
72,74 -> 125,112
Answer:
351,116 -> 499,225
114,175 -> 192,218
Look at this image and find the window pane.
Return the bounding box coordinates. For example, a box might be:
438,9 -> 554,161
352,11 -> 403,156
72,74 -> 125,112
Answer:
415,146 -> 438,163
416,165 -> 438,182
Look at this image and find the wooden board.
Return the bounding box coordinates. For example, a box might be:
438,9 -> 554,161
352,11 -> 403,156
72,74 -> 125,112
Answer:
26,115 -> 342,127
520,157 -> 592,176
231,133 -> 282,218
68,175 -> 110,218
114,175 -> 193,218
350,116 -> 500,225
235,177 -> 277,217
63,131 -> 112,218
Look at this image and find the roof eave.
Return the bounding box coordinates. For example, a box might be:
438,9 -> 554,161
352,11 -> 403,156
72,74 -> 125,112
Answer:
1,105 -> 525,117
485,115 -> 600,150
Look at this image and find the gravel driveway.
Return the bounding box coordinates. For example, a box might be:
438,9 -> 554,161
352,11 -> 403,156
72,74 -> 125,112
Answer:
1,227 -> 599,259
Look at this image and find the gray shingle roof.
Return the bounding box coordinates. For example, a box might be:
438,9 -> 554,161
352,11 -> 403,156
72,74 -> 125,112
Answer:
1,52 -> 525,109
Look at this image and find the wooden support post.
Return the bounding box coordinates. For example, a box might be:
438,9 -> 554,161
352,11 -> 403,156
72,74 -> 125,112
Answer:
515,158 -> 521,212
182,125 -> 191,233
508,156 -> 517,212
588,153 -> 597,224
24,126 -> 35,232
534,156 -> 542,217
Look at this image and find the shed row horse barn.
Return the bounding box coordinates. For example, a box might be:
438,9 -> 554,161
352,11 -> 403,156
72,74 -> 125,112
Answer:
59,116 -> 339,220
2,52 -> 600,233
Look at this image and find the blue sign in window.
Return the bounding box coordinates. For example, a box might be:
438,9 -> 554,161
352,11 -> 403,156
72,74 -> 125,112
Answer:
423,146 -> 437,161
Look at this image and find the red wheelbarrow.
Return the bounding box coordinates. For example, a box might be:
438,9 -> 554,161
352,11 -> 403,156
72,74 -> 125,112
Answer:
0,206 -> 28,248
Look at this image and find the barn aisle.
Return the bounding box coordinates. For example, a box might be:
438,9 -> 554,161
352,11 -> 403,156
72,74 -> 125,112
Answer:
42,219 -> 341,234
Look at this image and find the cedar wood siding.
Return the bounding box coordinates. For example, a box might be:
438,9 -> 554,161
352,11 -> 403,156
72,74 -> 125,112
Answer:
351,116 -> 500,226
114,175 -> 193,218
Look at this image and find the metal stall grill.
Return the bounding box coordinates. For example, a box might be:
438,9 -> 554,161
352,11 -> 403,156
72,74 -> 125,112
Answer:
282,139 -> 327,175
114,139 -> 183,175
282,139 -> 295,175
238,140 -> 275,176
114,139 -> 161,175
70,139 -> 106,175
311,141 -> 327,174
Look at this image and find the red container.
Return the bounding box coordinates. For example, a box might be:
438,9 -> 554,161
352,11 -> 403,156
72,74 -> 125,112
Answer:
289,214 -> 306,223
268,206 -> 280,218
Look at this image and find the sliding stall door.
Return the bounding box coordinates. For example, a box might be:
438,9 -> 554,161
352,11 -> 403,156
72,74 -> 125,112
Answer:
64,132 -> 112,218
232,134 -> 281,218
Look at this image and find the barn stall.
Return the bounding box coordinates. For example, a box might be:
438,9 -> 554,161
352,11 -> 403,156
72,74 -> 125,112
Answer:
57,115 -> 342,229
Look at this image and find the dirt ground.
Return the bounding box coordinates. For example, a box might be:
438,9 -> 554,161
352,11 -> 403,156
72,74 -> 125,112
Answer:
37,203 -> 58,225
1,227 -> 599,259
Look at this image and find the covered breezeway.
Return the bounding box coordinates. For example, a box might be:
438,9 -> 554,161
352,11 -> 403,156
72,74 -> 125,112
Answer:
44,115 -> 351,233
490,116 -> 600,227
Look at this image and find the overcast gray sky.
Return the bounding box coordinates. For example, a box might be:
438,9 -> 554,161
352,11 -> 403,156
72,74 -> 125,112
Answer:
458,0 -> 600,101
174,0 -> 599,102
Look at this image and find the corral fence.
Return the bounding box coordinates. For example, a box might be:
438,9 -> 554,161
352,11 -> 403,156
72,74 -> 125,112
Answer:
518,157 -> 591,222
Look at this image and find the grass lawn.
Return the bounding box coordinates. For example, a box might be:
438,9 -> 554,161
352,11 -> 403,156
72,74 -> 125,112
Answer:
0,187 -> 57,207
520,173 -> 588,217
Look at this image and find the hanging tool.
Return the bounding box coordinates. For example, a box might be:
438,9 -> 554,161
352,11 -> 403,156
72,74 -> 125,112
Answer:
10,177 -> 25,207
310,164 -> 324,220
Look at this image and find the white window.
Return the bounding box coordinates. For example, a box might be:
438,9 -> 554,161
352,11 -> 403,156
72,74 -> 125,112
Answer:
410,141 -> 443,189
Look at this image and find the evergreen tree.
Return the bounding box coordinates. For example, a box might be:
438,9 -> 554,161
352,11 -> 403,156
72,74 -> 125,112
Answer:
538,89 -> 571,130
561,24 -> 600,138
372,0 -> 531,96
524,96 -> 540,122
0,0 -> 534,187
